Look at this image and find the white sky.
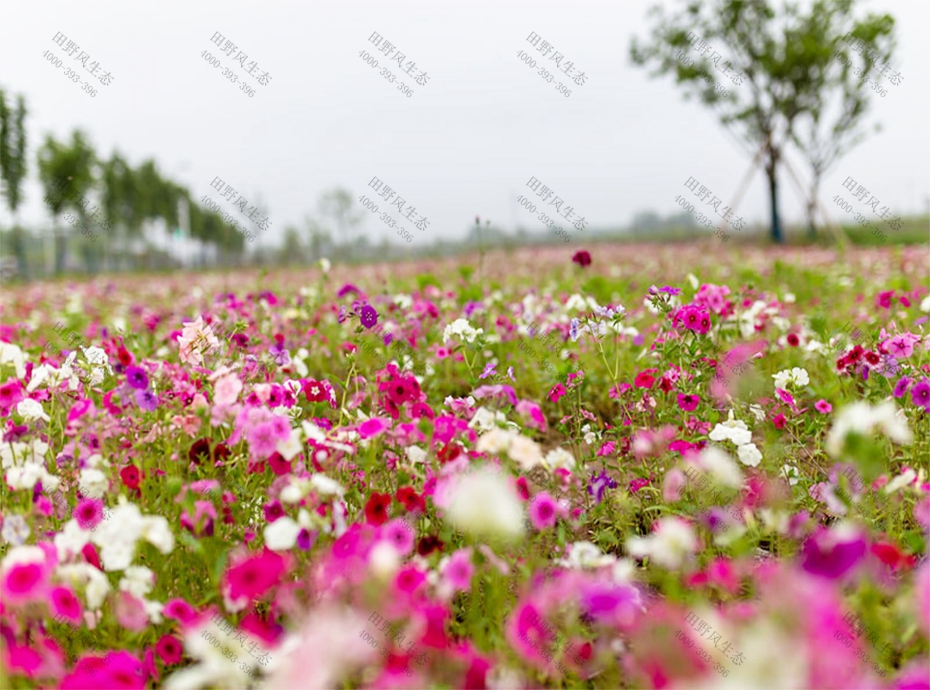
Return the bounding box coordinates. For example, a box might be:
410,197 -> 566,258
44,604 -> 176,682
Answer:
1,0 -> 927,249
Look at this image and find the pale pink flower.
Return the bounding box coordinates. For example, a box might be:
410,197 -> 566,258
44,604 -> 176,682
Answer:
214,373 -> 243,406
441,548 -> 474,592
663,468 -> 686,502
177,316 -> 220,367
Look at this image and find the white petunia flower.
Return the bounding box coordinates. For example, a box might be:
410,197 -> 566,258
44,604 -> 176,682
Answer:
264,517 -> 301,551
310,473 -> 345,497
78,468 -> 108,499
556,541 -> 616,570
405,446 -> 427,465
119,565 -> 155,599
697,446 -> 744,489
737,442 -> 762,467
884,468 -> 917,495
16,398 -> 51,423
781,464 -> 801,486
626,517 -> 698,570
0,342 -> 27,379
825,401 -> 913,458
476,428 -> 515,455
445,466 -> 525,542
506,435 -> 544,471
54,519 -> 91,560
544,447 -> 576,472
708,410 -> 752,447
442,318 -> 483,345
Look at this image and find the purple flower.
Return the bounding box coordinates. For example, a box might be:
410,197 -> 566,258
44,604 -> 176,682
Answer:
337,283 -> 360,299
911,379 -> 930,410
800,526 -> 867,580
893,376 -> 912,399
297,529 -> 317,551
659,286 -> 682,296
587,470 -> 618,505
360,305 -> 378,329
270,344 -> 290,366
135,388 -> 158,412
125,366 -> 149,390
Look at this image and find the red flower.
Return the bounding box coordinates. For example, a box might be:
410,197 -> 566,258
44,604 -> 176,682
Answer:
417,535 -> 444,557
634,371 -> 656,389
365,492 -> 392,526
303,380 -> 328,403
120,464 -> 142,491
267,452 -> 292,476
871,541 -> 916,572
571,250 -> 592,267
188,439 -> 211,464
786,333 -> 800,347
396,486 -> 426,514
865,351 -> 881,366
116,346 -> 133,367
436,442 -> 463,465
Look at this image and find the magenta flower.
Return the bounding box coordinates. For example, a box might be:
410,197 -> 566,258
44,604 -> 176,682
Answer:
893,376 -> 912,398
547,383 -> 567,403
1,561 -> 48,604
226,551 -> 287,601
801,526 -> 867,580
360,305 -> 379,329
358,417 -> 391,440
380,518 -> 415,556
73,498 -> 104,531
528,492 -> 561,530
125,366 -> 149,390
163,598 -> 197,624
677,393 -> 700,411
814,399 -> 833,414
911,379 -> 930,411
51,585 -> 83,624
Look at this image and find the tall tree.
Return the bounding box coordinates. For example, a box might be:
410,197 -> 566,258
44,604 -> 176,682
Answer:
785,0 -> 895,237
37,131 -> 96,273
0,91 -> 29,277
631,0 -> 896,244
318,188 -> 363,250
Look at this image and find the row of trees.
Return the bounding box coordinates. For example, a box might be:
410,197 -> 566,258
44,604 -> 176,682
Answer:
0,89 -> 247,277
631,0 -> 897,242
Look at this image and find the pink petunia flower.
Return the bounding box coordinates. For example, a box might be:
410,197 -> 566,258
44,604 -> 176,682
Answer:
528,492 -> 562,530
379,518 -> 415,556
226,551 -> 288,601
814,399 -> 833,414
162,598 -> 197,625
441,548 -> 474,592
676,393 -> 700,411
358,417 -> 391,440
73,498 -> 104,531
1,561 -> 48,605
51,585 -> 83,624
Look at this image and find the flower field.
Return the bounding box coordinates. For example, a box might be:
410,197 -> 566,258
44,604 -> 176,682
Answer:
1,242 -> 928,689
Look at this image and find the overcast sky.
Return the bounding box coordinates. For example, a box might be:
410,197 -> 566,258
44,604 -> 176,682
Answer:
1,0 -> 928,250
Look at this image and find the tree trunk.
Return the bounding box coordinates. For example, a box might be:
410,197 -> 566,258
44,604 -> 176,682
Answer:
807,173 -> 821,240
766,157 -> 784,244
